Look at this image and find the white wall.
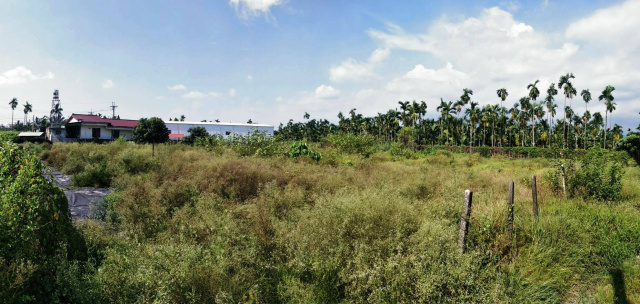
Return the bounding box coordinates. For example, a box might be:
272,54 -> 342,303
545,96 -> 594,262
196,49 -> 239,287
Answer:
165,122 -> 274,138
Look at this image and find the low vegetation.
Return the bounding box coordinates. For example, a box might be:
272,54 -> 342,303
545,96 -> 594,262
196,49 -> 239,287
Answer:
9,137 -> 632,303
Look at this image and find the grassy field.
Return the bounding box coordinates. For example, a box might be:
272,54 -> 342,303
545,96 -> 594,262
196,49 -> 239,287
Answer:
38,141 -> 640,303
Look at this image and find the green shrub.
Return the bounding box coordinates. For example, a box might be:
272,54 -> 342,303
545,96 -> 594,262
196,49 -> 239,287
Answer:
288,141 -> 321,162
325,133 -> 376,157
549,148 -> 626,201
72,161 -> 112,187
0,130 -> 19,143
0,142 -> 87,302
615,134 -> 640,164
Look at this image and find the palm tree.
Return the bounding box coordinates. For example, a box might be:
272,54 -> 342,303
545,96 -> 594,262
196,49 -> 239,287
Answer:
527,80 -> 540,146
580,89 -> 592,149
9,98 -> 18,127
545,83 -> 557,148
496,88 -> 508,146
582,110 -> 591,149
598,85 -> 615,149
23,102 -> 32,126
465,101 -> 479,149
558,73 -> 575,148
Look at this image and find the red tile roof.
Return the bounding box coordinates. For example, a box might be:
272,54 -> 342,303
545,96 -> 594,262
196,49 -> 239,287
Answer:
66,114 -> 139,128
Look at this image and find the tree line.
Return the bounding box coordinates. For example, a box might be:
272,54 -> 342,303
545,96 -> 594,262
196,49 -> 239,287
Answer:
277,73 -> 638,150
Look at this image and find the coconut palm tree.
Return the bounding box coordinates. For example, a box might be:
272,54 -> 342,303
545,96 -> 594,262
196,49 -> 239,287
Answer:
23,102 -> 32,126
598,85 -> 615,149
9,98 -> 18,127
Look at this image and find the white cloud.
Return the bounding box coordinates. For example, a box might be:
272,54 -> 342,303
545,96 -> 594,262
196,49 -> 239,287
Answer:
155,96 -> 165,100
329,48 -> 390,82
182,91 -> 207,99
229,0 -> 285,19
275,96 -> 283,102
500,1 -> 521,12
0,66 -> 54,85
168,84 -> 186,91
315,85 -> 340,99
102,79 -> 114,89
209,91 -> 221,98
566,0 -> 640,51
247,75 -> 253,81
229,88 -> 236,97
386,62 -> 467,93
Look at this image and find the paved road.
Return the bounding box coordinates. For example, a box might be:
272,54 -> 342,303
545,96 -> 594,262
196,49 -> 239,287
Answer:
45,165 -> 111,218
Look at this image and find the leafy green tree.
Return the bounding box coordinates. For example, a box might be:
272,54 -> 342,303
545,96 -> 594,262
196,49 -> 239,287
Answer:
183,126 -> 210,145
8,98 -> 18,127
132,117 -> 170,156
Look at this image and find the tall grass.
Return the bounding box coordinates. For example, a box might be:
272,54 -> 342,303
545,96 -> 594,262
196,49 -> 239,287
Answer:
41,142 -> 640,303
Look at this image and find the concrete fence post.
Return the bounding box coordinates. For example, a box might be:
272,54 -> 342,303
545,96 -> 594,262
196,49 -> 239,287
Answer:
532,175 -> 538,217
508,180 -> 515,240
458,189 -> 473,254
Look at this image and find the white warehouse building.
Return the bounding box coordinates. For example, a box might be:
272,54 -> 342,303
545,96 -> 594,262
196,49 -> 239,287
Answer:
165,121 -> 274,141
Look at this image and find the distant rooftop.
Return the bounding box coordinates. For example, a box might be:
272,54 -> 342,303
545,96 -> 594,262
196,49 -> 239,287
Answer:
65,114 -> 138,128
165,121 -> 273,127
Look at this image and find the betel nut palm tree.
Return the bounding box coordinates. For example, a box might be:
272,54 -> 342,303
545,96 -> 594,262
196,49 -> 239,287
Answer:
598,85 -> 615,149
527,80 -> 540,146
580,89 -> 592,148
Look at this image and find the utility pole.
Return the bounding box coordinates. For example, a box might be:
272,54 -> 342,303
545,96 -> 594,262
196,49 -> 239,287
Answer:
110,102 -> 118,119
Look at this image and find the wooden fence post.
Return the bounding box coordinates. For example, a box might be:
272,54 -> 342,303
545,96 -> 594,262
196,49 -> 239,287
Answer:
508,180 -> 515,240
561,164 -> 567,197
458,189 -> 473,254
532,175 -> 538,217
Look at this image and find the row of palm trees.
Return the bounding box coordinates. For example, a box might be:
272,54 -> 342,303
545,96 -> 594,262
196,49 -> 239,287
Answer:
6,98 -> 64,131
277,73 -> 624,150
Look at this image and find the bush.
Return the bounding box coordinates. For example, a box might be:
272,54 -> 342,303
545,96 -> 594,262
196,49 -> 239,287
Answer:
0,142 -> 88,302
288,142 -> 321,162
325,133 -> 376,157
0,130 -> 19,143
548,148 -> 626,201
616,134 -> 640,164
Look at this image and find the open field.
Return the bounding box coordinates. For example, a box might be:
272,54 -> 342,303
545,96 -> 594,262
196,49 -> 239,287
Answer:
18,141 -> 635,303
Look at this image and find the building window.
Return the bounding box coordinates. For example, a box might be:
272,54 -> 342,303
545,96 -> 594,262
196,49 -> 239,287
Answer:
225,131 -> 231,135
54,130 -> 61,135
112,130 -> 120,139
92,128 -> 101,138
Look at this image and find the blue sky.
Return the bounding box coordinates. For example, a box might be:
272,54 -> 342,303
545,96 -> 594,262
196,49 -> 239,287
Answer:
1,0 -> 638,130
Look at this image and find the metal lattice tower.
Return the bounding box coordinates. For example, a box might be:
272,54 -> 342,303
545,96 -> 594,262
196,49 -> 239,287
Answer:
50,90 -> 62,124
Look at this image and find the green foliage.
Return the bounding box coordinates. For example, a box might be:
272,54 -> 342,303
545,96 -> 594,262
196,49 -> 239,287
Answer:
182,126 -> 209,145
0,130 -> 19,143
615,134 -> 640,164
227,130 -> 276,157
389,142 -> 415,159
475,146 -> 491,157
325,133 -> 376,157
0,142 -> 89,302
132,117 -> 169,156
288,141 -> 321,162
35,142 -> 640,302
549,148 -> 626,201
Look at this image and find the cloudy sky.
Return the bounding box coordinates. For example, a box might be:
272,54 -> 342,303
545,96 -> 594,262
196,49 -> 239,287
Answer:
1,0 -> 638,130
